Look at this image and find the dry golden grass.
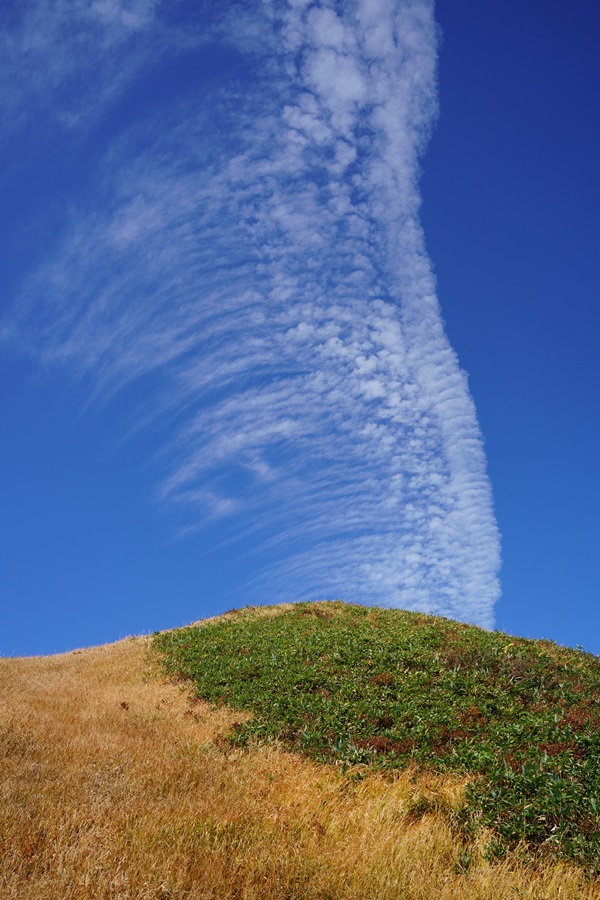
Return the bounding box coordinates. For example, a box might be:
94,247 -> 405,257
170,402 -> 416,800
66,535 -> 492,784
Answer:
1,628 -> 599,899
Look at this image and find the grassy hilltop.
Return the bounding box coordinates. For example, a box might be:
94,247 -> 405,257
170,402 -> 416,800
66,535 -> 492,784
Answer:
2,600 -> 600,898
154,601 -> 600,872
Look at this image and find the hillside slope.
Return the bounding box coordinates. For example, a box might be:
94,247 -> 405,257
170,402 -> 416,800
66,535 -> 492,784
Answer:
154,601 -> 600,873
1,603 -> 598,898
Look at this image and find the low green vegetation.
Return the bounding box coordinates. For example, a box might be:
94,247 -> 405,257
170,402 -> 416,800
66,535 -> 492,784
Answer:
153,601 -> 600,871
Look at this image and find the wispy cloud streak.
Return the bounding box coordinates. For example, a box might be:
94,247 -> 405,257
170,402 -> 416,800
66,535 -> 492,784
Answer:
3,0 -> 501,626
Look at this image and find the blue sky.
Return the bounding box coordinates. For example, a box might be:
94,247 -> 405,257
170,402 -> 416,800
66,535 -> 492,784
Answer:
1,0 -> 597,657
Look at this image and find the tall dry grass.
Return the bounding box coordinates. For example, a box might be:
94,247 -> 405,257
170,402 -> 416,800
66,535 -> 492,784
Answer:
1,632 -> 598,899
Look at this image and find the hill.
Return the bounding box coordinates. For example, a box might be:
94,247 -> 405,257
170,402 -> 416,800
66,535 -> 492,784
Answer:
1,601 -> 599,898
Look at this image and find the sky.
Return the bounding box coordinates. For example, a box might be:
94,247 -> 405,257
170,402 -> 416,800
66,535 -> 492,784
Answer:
0,0 -> 597,657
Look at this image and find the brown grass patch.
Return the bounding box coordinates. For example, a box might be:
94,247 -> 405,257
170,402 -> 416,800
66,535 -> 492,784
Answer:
1,632 -> 599,898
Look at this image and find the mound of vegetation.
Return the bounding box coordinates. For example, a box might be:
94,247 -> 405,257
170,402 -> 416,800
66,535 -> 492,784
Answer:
153,601 -> 600,871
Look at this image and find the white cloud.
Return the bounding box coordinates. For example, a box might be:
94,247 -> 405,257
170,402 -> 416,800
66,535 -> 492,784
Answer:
2,0 -> 501,627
